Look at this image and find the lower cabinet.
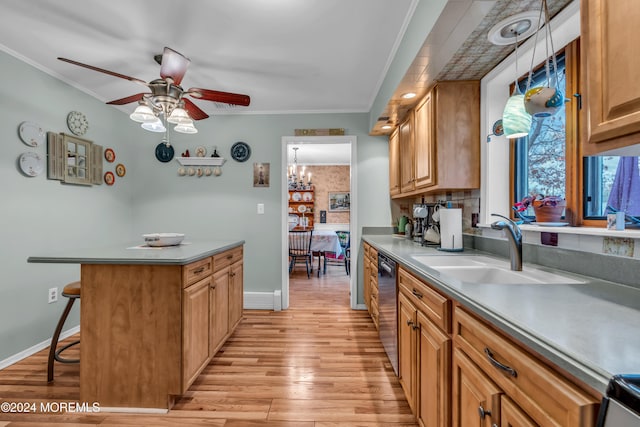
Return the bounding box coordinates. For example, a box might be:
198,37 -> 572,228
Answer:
391,260 -> 600,427
452,348 -> 502,427
453,305 -> 600,426
182,276 -> 212,389
363,242 -> 379,328
398,267 -> 452,426
210,267 -> 229,356
182,245 -> 244,393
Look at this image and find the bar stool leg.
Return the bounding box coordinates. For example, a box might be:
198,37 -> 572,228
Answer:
47,297 -> 76,383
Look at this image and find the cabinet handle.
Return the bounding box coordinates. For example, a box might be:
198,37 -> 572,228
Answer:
478,405 -> 492,419
230,272 -> 235,277
406,320 -> 414,327
412,289 -> 423,299
193,267 -> 205,274
484,347 -> 518,378
573,93 -> 582,110
227,255 -> 233,260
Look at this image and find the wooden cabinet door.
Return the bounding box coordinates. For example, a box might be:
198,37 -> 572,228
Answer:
389,128 -> 401,195
452,348 -> 502,427
417,311 -> 451,427
414,91 -> 435,189
228,260 -> 244,330
399,111 -> 415,193
582,0 -> 640,154
364,253 -> 371,312
501,395 -> 538,427
398,292 -> 417,413
210,267 -> 229,356
182,277 -> 211,390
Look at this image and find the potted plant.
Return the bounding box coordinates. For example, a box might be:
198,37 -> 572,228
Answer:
514,194 -> 566,223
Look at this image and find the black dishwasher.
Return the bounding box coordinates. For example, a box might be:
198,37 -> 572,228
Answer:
596,374 -> 640,426
377,252 -> 398,376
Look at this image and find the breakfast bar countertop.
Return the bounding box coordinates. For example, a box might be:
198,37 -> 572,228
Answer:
362,234 -> 640,396
27,239 -> 245,265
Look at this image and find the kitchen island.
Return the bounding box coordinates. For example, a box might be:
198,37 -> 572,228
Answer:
28,240 -> 244,412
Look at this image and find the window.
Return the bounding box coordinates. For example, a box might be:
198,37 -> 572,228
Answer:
513,53 -> 567,219
584,156 -> 640,218
511,39 -> 640,226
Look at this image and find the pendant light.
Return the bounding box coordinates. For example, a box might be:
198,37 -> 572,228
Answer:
502,35 -> 532,139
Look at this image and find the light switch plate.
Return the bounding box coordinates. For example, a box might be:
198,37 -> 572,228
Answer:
257,203 -> 264,214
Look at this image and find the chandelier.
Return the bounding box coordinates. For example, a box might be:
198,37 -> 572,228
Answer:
128,80 -> 198,134
288,147 -> 313,190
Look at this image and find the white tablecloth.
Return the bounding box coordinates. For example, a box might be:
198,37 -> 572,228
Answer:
310,230 -> 342,254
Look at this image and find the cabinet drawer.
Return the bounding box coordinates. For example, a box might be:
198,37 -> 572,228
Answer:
182,257 -> 213,288
398,267 -> 450,333
213,247 -> 243,272
453,306 -> 599,426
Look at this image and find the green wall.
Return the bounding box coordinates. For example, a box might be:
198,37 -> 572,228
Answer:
0,50 -> 392,361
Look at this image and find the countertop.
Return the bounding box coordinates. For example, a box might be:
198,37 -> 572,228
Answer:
363,234 -> 640,395
27,240 -> 244,265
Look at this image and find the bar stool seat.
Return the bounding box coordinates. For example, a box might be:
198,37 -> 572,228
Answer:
47,281 -> 81,382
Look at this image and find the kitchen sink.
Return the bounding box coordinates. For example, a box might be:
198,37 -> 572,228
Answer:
432,265 -> 585,285
410,254 -> 585,285
410,254 -> 508,268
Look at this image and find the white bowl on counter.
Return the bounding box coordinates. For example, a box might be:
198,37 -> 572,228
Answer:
143,233 -> 185,247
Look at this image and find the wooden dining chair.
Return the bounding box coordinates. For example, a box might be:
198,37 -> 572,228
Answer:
323,230 -> 350,275
288,230 -> 314,278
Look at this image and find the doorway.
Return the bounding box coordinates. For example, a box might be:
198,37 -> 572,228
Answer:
281,135 -> 358,310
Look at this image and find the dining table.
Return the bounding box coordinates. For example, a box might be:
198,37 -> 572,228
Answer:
309,229 -> 343,276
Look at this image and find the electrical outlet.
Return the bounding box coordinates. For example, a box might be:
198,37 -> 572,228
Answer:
257,203 -> 265,214
48,287 -> 58,304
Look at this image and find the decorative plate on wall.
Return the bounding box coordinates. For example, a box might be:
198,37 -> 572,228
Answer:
115,163 -> 126,177
104,171 -> 115,186
67,111 -> 89,136
230,141 -> 251,162
155,143 -> 174,163
18,121 -> 45,147
104,148 -> 116,163
18,152 -> 45,176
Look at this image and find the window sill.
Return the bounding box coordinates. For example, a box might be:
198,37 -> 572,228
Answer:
476,223 -> 640,239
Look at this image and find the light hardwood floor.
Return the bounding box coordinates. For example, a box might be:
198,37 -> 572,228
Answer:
0,264 -> 416,426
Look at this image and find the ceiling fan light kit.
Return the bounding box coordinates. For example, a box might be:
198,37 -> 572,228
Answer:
58,46 -> 250,137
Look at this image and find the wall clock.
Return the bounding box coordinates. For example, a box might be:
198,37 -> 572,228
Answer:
67,111 -> 89,136
230,141 -> 251,162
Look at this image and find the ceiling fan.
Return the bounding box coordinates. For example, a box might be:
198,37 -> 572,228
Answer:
58,47 -> 251,133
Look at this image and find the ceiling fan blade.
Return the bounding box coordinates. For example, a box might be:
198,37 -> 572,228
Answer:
182,98 -> 209,120
187,88 -> 251,106
160,47 -> 190,85
106,93 -> 150,105
58,57 -> 148,87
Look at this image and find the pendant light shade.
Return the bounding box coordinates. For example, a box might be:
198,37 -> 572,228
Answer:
129,104 -> 156,123
502,91 -> 532,139
141,117 -> 166,133
167,107 -> 192,125
174,121 -> 198,134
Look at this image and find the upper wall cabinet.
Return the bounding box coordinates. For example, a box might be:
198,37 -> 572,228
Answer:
390,81 -> 480,198
581,0 -> 640,155
399,110 -> 415,194
389,128 -> 401,196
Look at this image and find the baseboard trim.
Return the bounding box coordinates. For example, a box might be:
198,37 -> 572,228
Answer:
244,291 -> 280,310
0,326 -> 80,370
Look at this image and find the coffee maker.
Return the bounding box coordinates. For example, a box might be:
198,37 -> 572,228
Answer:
412,203 -> 438,245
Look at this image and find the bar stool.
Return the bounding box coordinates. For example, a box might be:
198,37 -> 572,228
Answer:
47,281 -> 81,382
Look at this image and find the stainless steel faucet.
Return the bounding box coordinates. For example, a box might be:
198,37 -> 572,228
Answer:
491,213 -> 523,271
